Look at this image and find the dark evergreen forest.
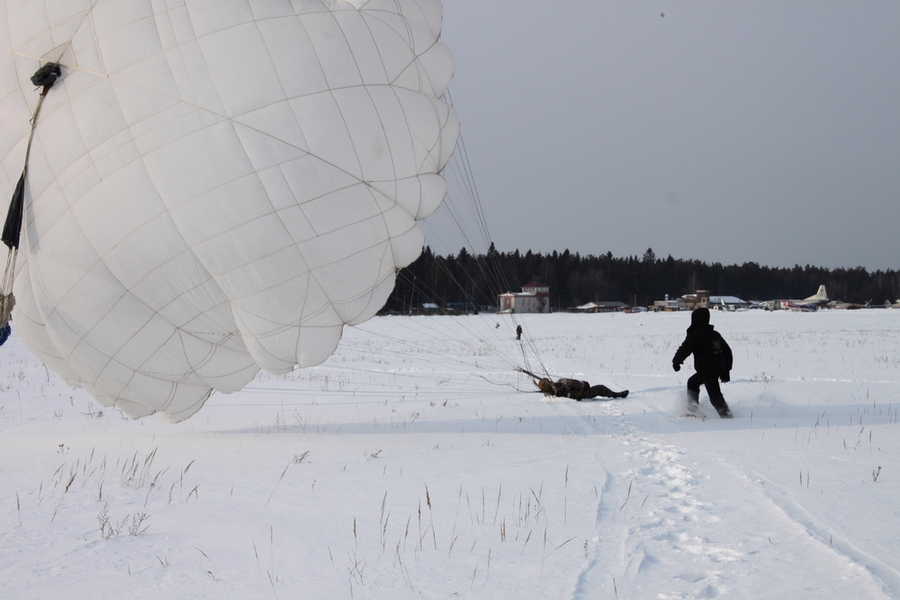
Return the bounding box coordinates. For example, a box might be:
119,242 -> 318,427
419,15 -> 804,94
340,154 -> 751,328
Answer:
384,246 -> 900,312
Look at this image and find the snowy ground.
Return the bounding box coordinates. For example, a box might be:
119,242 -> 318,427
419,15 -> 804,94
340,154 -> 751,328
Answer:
2,309 -> 899,599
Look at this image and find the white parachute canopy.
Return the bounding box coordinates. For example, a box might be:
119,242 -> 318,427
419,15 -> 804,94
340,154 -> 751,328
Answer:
0,0 -> 458,421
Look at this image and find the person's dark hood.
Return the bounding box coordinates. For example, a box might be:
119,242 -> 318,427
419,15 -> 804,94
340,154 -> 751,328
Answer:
688,307 -> 711,331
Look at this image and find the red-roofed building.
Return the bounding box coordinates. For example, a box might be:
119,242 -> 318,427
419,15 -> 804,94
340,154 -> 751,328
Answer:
499,281 -> 550,313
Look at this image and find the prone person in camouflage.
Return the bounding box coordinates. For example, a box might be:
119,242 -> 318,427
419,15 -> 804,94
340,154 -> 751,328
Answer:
537,377 -> 629,401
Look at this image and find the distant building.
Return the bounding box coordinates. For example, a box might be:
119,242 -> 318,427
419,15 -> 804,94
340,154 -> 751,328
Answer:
445,301 -> 477,315
499,281 -> 551,314
521,281 -> 550,312
653,291 -> 751,312
709,296 -> 753,310
574,301 -> 629,313
652,298 -> 685,312
681,290 -> 710,310
521,280 -> 549,296
499,292 -> 547,314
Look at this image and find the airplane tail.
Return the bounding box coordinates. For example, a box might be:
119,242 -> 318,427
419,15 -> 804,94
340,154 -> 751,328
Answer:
806,285 -> 828,302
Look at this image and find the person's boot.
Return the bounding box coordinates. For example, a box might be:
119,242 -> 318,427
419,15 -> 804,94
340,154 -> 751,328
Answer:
681,389 -> 702,417
687,389 -> 700,406
715,404 -> 733,419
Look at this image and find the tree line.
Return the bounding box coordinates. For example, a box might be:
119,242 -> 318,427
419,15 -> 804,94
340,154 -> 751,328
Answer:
384,245 -> 900,312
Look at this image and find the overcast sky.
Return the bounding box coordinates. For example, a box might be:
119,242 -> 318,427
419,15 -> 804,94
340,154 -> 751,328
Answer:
428,2 -> 900,271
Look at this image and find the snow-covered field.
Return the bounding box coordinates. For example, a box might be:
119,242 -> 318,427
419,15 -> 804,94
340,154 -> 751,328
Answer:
2,309 -> 899,599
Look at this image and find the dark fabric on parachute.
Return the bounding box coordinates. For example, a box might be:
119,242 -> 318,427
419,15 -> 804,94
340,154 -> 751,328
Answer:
2,172 -> 25,249
2,62 -> 63,330
30,62 -> 61,88
3,63 -> 61,250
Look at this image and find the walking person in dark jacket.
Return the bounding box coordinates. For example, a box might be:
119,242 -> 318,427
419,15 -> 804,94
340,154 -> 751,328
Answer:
672,307 -> 734,418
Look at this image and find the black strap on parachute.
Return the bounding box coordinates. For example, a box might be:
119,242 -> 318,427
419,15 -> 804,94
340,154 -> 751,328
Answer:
1,62 -> 61,329
1,171 -> 26,250
3,62 -> 60,250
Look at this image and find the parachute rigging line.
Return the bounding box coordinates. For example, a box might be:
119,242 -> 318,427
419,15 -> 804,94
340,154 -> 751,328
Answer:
1,62 -> 61,329
436,92 -> 550,378
298,202 -> 552,398
387,94 -> 552,385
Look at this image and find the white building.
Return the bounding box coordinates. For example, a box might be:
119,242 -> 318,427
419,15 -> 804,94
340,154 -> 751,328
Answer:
499,292 -> 547,314
499,281 -> 551,314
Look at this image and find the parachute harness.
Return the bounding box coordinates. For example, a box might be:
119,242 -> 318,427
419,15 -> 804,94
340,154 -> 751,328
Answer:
0,62 -> 61,327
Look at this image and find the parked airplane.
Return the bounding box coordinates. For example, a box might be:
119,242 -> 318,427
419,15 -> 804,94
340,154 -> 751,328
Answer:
761,285 -> 829,311
826,299 -> 871,310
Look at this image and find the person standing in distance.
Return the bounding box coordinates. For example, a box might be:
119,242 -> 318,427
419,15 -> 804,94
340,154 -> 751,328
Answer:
672,307 -> 734,418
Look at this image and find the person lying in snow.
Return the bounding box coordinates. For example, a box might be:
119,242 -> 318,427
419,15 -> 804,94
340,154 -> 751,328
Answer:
536,377 -> 629,401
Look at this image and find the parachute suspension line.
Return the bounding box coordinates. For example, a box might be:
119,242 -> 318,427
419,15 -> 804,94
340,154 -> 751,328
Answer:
444,90 -> 492,245
383,89 -> 555,385
515,332 -> 550,382
408,239 -> 551,387
414,232 -> 551,381
1,62 -> 62,329
330,258 -> 533,394
330,90 -> 550,393
376,272 -> 523,374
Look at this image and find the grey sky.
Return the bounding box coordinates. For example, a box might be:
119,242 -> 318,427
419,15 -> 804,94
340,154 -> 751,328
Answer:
429,2 -> 900,271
